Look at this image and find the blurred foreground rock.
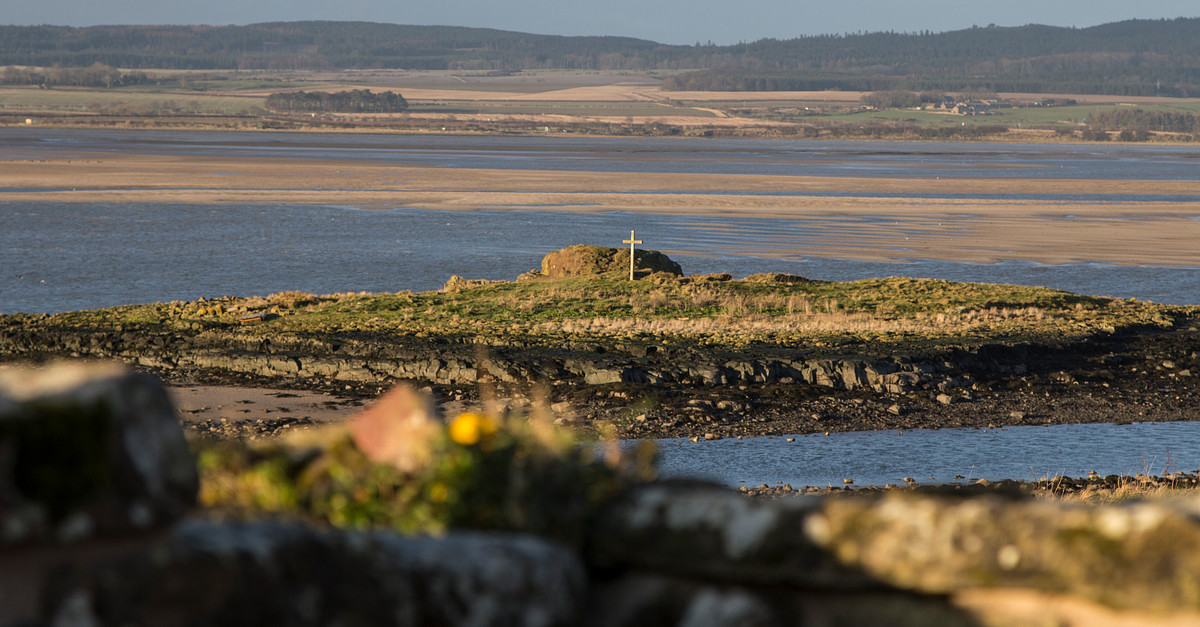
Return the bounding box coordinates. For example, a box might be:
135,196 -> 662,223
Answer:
0,361 -> 197,544
42,521 -> 584,627
7,361 -> 1200,626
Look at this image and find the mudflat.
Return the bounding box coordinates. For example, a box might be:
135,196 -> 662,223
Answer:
5,150 -> 1200,266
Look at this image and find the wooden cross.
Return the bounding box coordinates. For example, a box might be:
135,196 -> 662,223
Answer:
622,230 -> 642,281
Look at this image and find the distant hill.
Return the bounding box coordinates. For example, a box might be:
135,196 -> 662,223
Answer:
666,18 -> 1200,96
1,18 -> 1198,96
0,22 -> 680,71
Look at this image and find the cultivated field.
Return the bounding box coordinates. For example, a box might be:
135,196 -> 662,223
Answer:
6,69 -> 1200,136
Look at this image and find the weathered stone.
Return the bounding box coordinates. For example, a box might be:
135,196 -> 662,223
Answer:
589,484 -> 870,588
0,361 -> 197,545
592,484 -> 1200,613
442,275 -> 502,291
585,368 -> 627,385
742,273 -> 809,284
540,245 -> 682,278
41,520 -> 586,627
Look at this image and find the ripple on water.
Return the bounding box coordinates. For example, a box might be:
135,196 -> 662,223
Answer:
637,421 -> 1200,488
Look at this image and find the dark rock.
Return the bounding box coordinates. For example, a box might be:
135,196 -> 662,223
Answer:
742,273 -> 810,284
0,362 -> 197,546
42,520 -> 586,627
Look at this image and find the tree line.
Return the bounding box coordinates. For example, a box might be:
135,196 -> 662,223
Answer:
2,19 -> 1200,97
1,62 -> 149,88
1085,108 -> 1200,133
265,90 -> 408,113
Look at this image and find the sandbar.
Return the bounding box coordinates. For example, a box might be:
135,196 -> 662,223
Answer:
5,150 -> 1200,267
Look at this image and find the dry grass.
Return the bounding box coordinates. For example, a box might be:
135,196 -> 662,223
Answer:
538,306 -> 1050,339
1036,478 -> 1196,505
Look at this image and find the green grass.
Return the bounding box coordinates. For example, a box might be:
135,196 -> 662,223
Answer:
27,275 -> 1187,358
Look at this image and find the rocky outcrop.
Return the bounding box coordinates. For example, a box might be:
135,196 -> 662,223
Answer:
0,320 -> 1006,395
540,244 -> 683,278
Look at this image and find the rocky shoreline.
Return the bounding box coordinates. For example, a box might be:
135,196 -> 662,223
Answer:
10,361 -> 1200,626
3,306 -> 1199,442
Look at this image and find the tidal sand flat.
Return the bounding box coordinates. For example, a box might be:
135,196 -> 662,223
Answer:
5,134 -> 1200,267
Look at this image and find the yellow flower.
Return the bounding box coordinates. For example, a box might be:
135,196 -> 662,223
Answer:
449,412 -> 496,446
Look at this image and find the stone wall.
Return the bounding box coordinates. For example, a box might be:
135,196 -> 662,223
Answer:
5,362 -> 1200,626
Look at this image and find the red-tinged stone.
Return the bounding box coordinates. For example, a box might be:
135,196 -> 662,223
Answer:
349,383 -> 441,473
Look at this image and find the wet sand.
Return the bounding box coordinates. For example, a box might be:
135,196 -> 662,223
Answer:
5,151 -> 1200,266
169,385 -> 362,425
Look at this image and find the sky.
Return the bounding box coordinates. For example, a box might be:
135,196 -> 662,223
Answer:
5,0 -> 1198,45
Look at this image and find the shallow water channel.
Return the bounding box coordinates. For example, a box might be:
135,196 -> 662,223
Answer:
638,421 -> 1200,488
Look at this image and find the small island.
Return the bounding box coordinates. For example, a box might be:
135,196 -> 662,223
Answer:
2,245 -> 1196,441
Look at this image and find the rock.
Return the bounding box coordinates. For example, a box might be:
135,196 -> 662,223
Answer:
887,404 -> 902,416
742,273 -> 809,284
0,361 -> 197,545
442,275 -> 500,292
677,587 -> 778,627
349,384 -> 441,473
584,368 -> 626,385
516,268 -> 543,281
591,484 -> 1200,613
41,520 -> 586,627
540,245 -> 682,278
1009,411 -> 1026,420
936,393 -> 954,405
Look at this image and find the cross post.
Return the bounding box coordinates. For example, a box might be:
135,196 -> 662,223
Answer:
622,230 -> 642,281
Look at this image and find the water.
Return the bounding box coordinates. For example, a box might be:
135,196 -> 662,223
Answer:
645,421 -> 1200,488
4,202 -> 1200,314
5,128 -> 1200,181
